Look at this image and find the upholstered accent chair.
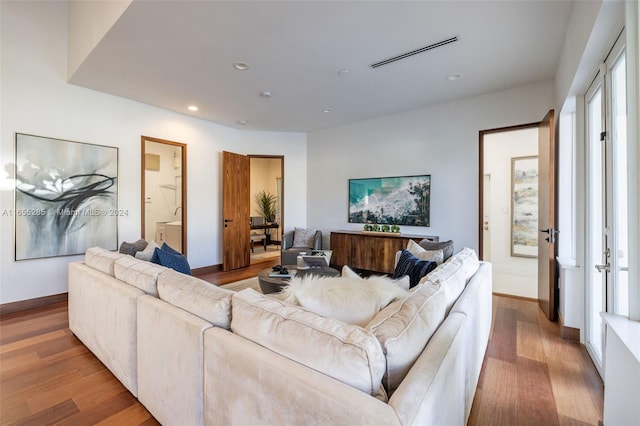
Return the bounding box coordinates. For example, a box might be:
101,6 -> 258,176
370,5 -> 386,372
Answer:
281,228 -> 322,265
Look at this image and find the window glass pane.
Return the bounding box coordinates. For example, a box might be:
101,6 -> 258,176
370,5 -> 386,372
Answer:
611,53 -> 628,316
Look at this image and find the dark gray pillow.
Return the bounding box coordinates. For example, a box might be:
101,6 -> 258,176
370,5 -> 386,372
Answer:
119,239 -> 149,256
418,239 -> 454,261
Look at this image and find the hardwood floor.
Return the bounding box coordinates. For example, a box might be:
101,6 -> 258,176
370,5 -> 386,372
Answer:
1,266 -> 603,425
468,296 -> 604,426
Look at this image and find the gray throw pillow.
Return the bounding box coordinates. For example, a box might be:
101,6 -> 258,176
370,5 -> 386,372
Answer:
119,239 -> 148,256
292,228 -> 317,248
418,239 -> 454,261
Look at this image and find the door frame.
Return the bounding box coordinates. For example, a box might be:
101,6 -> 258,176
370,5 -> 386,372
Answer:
478,122 -> 539,261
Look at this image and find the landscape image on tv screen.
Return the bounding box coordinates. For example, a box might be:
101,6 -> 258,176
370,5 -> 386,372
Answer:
349,175 -> 430,226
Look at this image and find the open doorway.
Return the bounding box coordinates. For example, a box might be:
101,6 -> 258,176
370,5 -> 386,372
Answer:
480,124 -> 539,299
249,156 -> 284,263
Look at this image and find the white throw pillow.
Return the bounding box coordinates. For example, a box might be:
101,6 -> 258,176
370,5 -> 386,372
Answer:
283,275 -> 408,327
292,227 -> 317,248
342,265 -> 410,290
341,265 -> 362,279
406,239 -> 444,264
135,240 -> 159,261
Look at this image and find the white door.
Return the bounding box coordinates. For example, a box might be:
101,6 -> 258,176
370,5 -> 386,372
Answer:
585,32 -> 628,374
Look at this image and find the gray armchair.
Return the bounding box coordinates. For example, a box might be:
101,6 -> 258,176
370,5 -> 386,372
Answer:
281,229 -> 322,265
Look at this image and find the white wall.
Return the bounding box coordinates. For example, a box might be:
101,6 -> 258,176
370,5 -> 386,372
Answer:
0,1 -> 307,304
307,81 -> 554,252
483,128 -> 538,298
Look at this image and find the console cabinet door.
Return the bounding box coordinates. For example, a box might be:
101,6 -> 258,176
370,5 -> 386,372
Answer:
330,231 -> 435,274
329,232 -> 351,268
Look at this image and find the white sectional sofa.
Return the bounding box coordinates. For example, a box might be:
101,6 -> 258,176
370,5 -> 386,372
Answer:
68,246 -> 492,425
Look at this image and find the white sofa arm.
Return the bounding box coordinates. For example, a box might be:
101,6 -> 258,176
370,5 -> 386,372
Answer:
203,327 -> 401,426
68,261 -> 144,396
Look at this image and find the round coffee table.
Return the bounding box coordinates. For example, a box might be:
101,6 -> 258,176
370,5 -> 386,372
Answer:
258,265 -> 340,294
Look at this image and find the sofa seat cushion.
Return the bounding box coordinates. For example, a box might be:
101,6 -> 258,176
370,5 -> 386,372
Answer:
114,256 -> 167,297
283,275 -> 408,326
157,270 -> 233,329
85,247 -> 128,276
366,283 -> 447,393
231,289 -> 387,399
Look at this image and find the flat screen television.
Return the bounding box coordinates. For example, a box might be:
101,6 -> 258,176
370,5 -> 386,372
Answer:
348,174 -> 430,226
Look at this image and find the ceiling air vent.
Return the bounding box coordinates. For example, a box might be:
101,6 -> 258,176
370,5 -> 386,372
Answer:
370,36 -> 459,69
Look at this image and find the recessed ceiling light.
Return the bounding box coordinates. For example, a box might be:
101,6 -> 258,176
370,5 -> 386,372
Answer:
337,69 -> 351,77
259,91 -> 272,98
187,105 -> 199,111
447,73 -> 462,81
233,62 -> 249,70
323,108 -> 333,113
238,120 -> 248,125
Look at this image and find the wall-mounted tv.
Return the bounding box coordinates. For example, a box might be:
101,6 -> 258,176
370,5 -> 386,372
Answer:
348,175 -> 431,226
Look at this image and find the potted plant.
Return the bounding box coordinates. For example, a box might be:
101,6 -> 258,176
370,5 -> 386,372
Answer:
254,190 -> 277,223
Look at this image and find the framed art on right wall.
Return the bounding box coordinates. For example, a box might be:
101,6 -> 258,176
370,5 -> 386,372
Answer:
511,155 -> 538,258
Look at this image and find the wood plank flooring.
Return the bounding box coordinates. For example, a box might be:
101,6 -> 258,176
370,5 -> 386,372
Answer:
468,296 -> 604,426
1,264 -> 603,425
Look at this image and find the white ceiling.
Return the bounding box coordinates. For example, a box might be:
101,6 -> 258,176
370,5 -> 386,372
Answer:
68,0 -> 573,133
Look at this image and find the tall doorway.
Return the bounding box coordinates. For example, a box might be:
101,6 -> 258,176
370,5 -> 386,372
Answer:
480,125 -> 539,299
222,152 -> 284,271
249,156 -> 284,263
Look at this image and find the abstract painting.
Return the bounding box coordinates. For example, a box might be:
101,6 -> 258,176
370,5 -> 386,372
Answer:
511,156 -> 538,258
14,134 -> 118,260
349,175 -> 430,226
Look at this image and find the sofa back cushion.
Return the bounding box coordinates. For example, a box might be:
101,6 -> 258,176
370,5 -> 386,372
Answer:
422,247 -> 480,312
366,283 -> 447,393
84,247 -> 128,276
231,289 -> 387,399
114,256 -> 167,297
157,270 -> 233,329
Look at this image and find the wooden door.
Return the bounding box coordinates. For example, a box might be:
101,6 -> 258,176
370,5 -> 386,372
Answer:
222,151 -> 250,271
537,110 -> 556,320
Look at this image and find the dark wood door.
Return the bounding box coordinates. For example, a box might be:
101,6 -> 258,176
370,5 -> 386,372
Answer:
537,110 -> 556,320
222,151 -> 250,271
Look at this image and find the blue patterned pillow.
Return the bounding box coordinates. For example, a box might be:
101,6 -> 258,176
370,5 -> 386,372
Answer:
151,247 -> 192,275
392,249 -> 437,288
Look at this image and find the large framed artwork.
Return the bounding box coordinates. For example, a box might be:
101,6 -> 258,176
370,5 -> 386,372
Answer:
14,133 -> 119,260
349,175 -> 430,226
511,155 -> 538,258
